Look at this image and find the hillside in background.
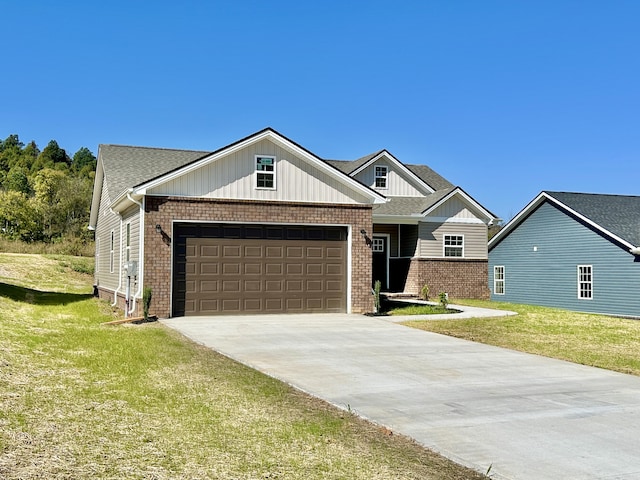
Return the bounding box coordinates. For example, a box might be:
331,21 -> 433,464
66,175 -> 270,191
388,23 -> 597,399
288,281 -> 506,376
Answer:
0,134 -> 96,250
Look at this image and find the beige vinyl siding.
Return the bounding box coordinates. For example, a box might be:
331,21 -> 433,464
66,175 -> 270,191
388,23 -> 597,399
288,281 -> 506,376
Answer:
418,222 -> 488,259
148,139 -> 369,204
428,196 -> 482,220
95,177 -> 121,290
353,160 -> 424,197
120,205 -> 141,295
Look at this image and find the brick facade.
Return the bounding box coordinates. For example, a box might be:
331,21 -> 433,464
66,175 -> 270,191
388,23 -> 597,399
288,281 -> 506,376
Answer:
404,257 -> 490,300
143,196 -> 374,318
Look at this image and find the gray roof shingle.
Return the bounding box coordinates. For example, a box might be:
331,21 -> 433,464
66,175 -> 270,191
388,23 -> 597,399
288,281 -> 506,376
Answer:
100,145 -> 209,202
325,157 -> 453,191
547,191 -> 640,247
374,189 -> 455,216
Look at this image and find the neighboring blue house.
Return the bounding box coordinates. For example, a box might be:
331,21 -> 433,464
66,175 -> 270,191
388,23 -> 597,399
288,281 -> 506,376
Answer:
488,192 -> 640,317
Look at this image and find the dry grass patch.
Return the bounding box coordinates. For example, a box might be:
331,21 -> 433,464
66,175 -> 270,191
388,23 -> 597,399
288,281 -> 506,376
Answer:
0,254 -> 486,479
404,299 -> 640,376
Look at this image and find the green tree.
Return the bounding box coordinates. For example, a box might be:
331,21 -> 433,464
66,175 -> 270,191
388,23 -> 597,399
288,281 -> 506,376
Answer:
0,190 -> 38,241
32,140 -> 71,173
71,147 -> 96,177
3,166 -> 31,194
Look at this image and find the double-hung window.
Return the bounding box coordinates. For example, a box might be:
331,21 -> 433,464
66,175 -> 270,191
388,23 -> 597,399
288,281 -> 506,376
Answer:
256,155 -> 276,189
494,266 -> 505,295
578,265 -> 593,299
374,166 -> 388,189
444,235 -> 464,257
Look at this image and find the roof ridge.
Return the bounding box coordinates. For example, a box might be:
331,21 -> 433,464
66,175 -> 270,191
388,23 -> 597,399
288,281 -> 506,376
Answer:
100,144 -> 211,154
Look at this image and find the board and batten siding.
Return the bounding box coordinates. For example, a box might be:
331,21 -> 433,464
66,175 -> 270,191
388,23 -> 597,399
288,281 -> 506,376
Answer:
489,201 -> 640,317
148,139 -> 369,204
353,160 -> 424,197
418,222 -> 488,259
120,205 -> 141,293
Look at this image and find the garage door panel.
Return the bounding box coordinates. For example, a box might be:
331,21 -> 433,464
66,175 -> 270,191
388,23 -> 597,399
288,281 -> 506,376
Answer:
326,263 -> 342,275
265,298 -> 283,311
265,264 -> 282,275
266,246 -> 283,258
286,246 -> 303,258
200,263 -> 219,275
286,264 -> 303,275
243,298 -> 262,311
222,280 -> 240,292
200,245 -> 219,257
222,263 -> 240,275
306,280 -> 323,292
244,245 -> 262,257
223,245 -> 241,257
175,226 -> 347,316
244,263 -> 262,275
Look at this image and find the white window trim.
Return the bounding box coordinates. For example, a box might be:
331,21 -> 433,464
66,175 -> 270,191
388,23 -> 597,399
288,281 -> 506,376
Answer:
494,265 -> 505,295
577,265 -> 593,300
374,165 -> 388,189
109,230 -> 115,273
255,155 -> 276,190
125,223 -> 131,262
443,234 -> 464,258
372,237 -> 385,252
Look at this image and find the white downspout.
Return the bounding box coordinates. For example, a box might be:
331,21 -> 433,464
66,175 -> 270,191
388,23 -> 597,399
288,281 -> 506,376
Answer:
127,193 -> 144,316
110,213 -> 123,307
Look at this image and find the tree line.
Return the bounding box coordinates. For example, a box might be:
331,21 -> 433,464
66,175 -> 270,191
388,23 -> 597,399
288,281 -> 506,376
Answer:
0,134 -> 96,244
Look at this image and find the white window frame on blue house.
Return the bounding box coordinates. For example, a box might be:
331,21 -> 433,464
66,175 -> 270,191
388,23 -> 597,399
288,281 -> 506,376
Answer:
577,265 -> 593,299
494,265 -> 505,295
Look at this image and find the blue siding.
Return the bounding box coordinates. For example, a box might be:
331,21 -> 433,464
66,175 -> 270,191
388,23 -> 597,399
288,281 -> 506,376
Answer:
489,202 -> 640,317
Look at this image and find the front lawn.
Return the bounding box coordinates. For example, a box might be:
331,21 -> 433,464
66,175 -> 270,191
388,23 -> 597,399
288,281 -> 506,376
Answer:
0,253 -> 486,480
404,299 -> 640,376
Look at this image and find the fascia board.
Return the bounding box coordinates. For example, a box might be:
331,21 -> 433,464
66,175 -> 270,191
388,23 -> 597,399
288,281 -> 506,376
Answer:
88,153 -> 105,229
134,129 -> 386,204
350,151 -> 435,194
488,192 -> 636,252
372,214 -> 422,225
488,192 -> 548,249
422,188 -> 497,222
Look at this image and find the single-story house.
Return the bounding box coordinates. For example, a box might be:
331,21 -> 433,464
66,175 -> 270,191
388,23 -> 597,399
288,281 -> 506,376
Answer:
89,128 -> 497,317
488,191 -> 640,317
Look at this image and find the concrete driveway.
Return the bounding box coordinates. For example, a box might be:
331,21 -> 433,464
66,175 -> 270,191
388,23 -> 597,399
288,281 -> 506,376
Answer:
162,314 -> 640,480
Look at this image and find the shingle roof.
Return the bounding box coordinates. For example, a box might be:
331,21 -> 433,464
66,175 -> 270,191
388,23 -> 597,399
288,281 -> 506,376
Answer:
325,158 -> 453,191
546,191 -> 640,247
100,145 -> 209,202
374,189 -> 456,216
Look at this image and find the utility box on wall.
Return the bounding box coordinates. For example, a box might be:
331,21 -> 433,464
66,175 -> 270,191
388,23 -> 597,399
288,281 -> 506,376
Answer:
125,261 -> 138,277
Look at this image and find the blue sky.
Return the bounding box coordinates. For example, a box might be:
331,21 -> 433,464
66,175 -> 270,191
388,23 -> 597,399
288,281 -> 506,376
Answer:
2,1 -> 639,220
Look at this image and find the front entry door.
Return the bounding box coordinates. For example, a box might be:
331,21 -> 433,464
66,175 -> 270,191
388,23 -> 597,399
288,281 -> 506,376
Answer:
372,235 -> 389,289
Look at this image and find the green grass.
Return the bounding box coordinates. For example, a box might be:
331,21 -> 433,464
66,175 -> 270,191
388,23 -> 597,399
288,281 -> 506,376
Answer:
0,253 -> 486,479
404,299 -> 640,376
387,303 -> 454,316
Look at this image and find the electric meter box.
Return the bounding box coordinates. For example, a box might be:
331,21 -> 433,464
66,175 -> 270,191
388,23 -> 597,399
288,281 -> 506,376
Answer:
125,261 -> 138,277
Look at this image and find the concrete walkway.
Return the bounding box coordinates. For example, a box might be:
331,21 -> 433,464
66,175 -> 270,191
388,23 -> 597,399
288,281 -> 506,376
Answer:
162,313 -> 640,480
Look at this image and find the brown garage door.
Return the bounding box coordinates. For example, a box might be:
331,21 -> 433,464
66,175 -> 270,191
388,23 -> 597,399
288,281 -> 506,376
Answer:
172,224 -> 347,316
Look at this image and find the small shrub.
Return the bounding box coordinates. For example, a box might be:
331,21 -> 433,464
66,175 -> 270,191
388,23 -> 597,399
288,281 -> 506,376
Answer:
143,287 -> 153,321
420,284 -> 429,301
438,292 -> 449,309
